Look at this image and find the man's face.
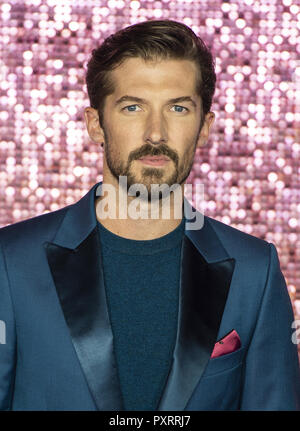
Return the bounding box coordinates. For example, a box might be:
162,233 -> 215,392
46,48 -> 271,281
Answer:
85,57 -> 215,195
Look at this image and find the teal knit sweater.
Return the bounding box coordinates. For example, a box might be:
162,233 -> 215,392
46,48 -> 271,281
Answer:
97,218 -> 185,410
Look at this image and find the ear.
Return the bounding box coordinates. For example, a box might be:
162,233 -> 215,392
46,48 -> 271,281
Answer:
196,111 -> 215,148
84,107 -> 105,144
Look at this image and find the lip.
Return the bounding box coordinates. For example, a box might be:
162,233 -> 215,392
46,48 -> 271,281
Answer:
138,156 -> 170,167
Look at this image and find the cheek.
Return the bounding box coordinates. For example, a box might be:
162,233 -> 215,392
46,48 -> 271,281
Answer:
179,131 -> 198,151
105,128 -> 132,162
170,120 -> 199,141
179,138 -> 197,166
110,122 -> 140,145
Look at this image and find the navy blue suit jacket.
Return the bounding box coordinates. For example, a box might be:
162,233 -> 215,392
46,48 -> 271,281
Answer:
0,182 -> 299,410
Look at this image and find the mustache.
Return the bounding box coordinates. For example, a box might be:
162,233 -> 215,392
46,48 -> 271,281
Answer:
128,143 -> 179,165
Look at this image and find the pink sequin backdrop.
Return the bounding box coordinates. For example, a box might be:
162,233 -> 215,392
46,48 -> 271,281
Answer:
0,1 -> 299,321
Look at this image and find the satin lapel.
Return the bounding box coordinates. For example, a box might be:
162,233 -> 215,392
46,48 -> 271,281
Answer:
44,225 -> 123,411
157,233 -> 236,411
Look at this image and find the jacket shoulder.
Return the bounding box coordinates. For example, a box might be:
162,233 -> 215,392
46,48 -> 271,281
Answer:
0,205 -> 70,247
204,214 -> 271,258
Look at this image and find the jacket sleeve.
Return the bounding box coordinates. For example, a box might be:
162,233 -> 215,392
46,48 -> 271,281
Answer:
240,242 -> 300,410
0,240 -> 17,410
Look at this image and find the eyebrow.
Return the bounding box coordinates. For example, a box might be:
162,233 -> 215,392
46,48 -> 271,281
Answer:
115,95 -> 197,108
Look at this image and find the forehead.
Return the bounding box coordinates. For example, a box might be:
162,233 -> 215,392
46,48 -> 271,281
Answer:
107,57 -> 199,100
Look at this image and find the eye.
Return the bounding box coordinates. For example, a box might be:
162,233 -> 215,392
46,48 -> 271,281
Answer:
171,105 -> 189,113
122,104 -> 142,112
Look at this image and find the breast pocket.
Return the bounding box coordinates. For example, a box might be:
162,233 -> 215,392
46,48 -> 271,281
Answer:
203,345 -> 246,377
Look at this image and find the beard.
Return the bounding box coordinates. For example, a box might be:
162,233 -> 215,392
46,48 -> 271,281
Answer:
102,125 -> 202,201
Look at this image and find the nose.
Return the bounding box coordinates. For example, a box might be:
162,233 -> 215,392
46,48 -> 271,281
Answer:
143,110 -> 168,145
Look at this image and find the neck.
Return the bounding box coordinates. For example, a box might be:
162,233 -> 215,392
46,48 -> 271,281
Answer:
95,178 -> 185,240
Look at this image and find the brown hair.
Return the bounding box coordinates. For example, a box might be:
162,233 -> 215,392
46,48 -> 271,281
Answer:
86,19 -> 216,126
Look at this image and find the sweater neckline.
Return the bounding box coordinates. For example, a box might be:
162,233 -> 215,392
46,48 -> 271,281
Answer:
97,217 -> 186,255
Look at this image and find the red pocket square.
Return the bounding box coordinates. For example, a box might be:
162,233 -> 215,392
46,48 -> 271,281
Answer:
211,329 -> 241,358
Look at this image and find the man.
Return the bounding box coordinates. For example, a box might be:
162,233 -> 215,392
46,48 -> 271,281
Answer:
0,20 -> 299,411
